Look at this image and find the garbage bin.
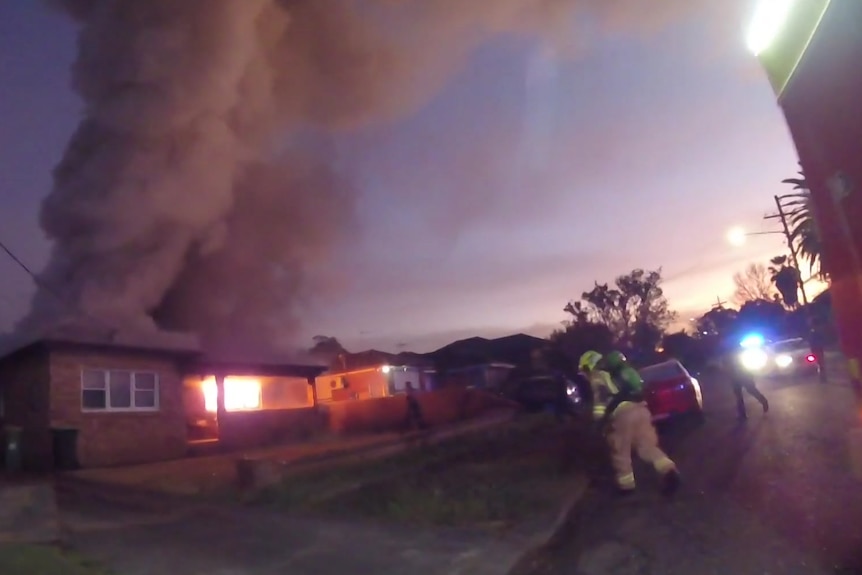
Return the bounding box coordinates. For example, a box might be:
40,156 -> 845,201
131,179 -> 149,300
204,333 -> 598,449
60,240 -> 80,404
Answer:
52,428 -> 80,471
5,425 -> 23,473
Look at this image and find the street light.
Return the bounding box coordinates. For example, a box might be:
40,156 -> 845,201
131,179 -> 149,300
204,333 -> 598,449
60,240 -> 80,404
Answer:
745,0 -> 832,97
725,205 -> 811,307
725,226 -> 783,247
746,0 -> 797,56
726,226 -> 747,247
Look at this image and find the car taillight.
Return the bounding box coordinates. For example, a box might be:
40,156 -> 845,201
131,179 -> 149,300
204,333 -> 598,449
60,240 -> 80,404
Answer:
806,354 -> 817,363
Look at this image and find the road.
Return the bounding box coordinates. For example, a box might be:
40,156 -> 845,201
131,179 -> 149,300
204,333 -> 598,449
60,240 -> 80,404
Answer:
520,369 -> 862,575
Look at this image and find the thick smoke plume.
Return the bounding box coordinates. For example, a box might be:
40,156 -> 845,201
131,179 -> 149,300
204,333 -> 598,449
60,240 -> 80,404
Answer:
24,0 -> 704,354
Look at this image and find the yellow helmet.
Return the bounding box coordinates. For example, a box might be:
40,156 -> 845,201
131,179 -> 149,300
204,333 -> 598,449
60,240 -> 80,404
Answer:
579,350 -> 602,372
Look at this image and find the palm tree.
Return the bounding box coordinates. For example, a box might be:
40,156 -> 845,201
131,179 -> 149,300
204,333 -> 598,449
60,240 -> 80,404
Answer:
768,255 -> 800,309
781,166 -> 824,279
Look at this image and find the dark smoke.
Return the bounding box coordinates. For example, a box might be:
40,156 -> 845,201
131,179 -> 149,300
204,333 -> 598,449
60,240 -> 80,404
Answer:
23,0 -> 706,353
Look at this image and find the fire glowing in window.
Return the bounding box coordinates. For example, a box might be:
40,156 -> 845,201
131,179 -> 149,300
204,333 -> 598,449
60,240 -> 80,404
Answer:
201,376 -> 262,412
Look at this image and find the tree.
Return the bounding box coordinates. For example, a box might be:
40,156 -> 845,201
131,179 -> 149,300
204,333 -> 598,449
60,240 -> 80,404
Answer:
782,167 -> 824,278
564,268 -> 676,355
549,322 -> 615,368
732,263 -> 776,306
696,305 -> 738,338
768,255 -> 801,308
662,331 -> 708,372
736,299 -> 788,339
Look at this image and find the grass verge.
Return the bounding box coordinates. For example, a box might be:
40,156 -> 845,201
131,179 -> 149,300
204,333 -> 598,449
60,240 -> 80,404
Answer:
255,413 -> 599,528
0,545 -> 111,575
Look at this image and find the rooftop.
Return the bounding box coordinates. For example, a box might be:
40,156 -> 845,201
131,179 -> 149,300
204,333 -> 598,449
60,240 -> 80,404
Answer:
0,322 -> 202,359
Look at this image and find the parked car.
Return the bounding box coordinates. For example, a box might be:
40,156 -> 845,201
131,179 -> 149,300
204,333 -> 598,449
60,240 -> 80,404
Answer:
738,337 -> 820,378
638,359 -> 704,422
499,372 -> 583,415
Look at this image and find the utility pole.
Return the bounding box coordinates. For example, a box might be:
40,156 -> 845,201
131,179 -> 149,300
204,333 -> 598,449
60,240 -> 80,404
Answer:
764,194 -> 810,307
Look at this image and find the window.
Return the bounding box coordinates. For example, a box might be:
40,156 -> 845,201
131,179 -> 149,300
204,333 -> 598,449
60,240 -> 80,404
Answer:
81,369 -> 159,412
770,339 -> 806,353
201,376 -> 261,412
639,362 -> 686,385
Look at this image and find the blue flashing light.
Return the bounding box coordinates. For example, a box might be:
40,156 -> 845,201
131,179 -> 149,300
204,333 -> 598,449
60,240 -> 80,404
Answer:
740,333 -> 765,349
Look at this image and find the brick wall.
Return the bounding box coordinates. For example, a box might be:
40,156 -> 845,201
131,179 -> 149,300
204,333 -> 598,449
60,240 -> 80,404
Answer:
49,347 -> 188,468
218,408 -> 325,450
324,388 -> 513,434
0,348 -> 53,470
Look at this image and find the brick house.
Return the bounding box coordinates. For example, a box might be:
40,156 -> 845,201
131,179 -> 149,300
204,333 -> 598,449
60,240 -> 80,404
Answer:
0,329 -> 325,471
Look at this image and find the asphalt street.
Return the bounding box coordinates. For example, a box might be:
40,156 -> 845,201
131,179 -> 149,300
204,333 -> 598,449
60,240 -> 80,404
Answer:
521,368 -> 862,575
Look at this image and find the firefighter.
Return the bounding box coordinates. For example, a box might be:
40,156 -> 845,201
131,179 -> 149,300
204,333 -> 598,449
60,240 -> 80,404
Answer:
579,350 -> 680,495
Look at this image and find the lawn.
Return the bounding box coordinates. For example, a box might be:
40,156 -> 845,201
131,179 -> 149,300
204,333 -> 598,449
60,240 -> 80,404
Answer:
0,545 -> 111,575
254,414 -> 601,528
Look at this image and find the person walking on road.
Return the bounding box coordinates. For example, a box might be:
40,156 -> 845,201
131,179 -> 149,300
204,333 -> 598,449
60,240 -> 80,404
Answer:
579,350 -> 681,496
722,350 -> 769,420
809,324 -> 828,383
404,381 -> 428,431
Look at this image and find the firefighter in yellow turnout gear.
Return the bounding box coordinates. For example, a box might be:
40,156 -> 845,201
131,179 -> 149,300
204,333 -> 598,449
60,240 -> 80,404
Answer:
579,350 -> 681,495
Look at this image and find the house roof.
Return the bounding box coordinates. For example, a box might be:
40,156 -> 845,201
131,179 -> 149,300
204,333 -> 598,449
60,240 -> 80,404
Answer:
446,362 -> 517,373
427,332 -> 549,369
333,349 -> 435,371
186,357 -> 327,379
0,323 -> 202,360
0,325 -> 326,378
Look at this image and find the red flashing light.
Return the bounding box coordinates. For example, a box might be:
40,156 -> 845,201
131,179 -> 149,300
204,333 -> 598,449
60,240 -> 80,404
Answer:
806,354 -> 817,363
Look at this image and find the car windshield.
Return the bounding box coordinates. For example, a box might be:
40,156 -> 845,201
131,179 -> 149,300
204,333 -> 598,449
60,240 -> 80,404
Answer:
769,339 -> 806,353
639,362 -> 686,383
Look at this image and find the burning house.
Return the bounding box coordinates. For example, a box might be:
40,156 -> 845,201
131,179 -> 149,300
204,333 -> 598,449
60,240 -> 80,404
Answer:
0,326 -> 325,471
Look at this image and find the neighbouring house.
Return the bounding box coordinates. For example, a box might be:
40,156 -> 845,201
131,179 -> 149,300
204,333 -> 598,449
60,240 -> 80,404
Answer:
0,327 -> 326,471
437,362 -> 516,390
314,363 -> 436,403
315,349 -> 436,402
428,333 -> 549,389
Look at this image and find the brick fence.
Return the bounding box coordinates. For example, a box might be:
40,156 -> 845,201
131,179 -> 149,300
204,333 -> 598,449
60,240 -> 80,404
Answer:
323,388 -> 515,434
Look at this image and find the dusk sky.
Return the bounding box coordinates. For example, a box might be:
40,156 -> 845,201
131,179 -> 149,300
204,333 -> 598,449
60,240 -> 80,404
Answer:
0,1 -> 802,353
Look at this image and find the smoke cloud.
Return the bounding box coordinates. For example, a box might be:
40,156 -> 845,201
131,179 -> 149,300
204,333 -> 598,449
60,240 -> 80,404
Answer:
24,0 -> 703,353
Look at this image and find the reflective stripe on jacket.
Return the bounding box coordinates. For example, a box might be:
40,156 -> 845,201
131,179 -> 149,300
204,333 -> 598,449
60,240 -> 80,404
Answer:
588,369 -> 638,420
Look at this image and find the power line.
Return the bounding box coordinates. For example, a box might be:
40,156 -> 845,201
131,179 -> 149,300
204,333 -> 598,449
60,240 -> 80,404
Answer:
0,238 -> 39,283
0,235 -> 117,337
0,236 -> 70,313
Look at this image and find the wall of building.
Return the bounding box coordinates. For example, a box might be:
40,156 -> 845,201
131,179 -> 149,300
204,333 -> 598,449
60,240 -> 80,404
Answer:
778,1 -> 862,384
49,347 -> 188,468
260,376 -> 313,409
218,407 -> 324,450
315,368 -> 389,402
0,348 -> 53,470
389,367 -> 426,393
182,373 -> 320,448
324,387 -> 513,434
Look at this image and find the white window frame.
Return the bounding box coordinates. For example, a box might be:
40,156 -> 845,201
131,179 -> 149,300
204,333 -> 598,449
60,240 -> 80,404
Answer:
80,368 -> 160,413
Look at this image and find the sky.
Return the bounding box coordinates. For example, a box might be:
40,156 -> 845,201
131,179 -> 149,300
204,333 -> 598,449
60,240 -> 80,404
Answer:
0,1 -> 803,353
